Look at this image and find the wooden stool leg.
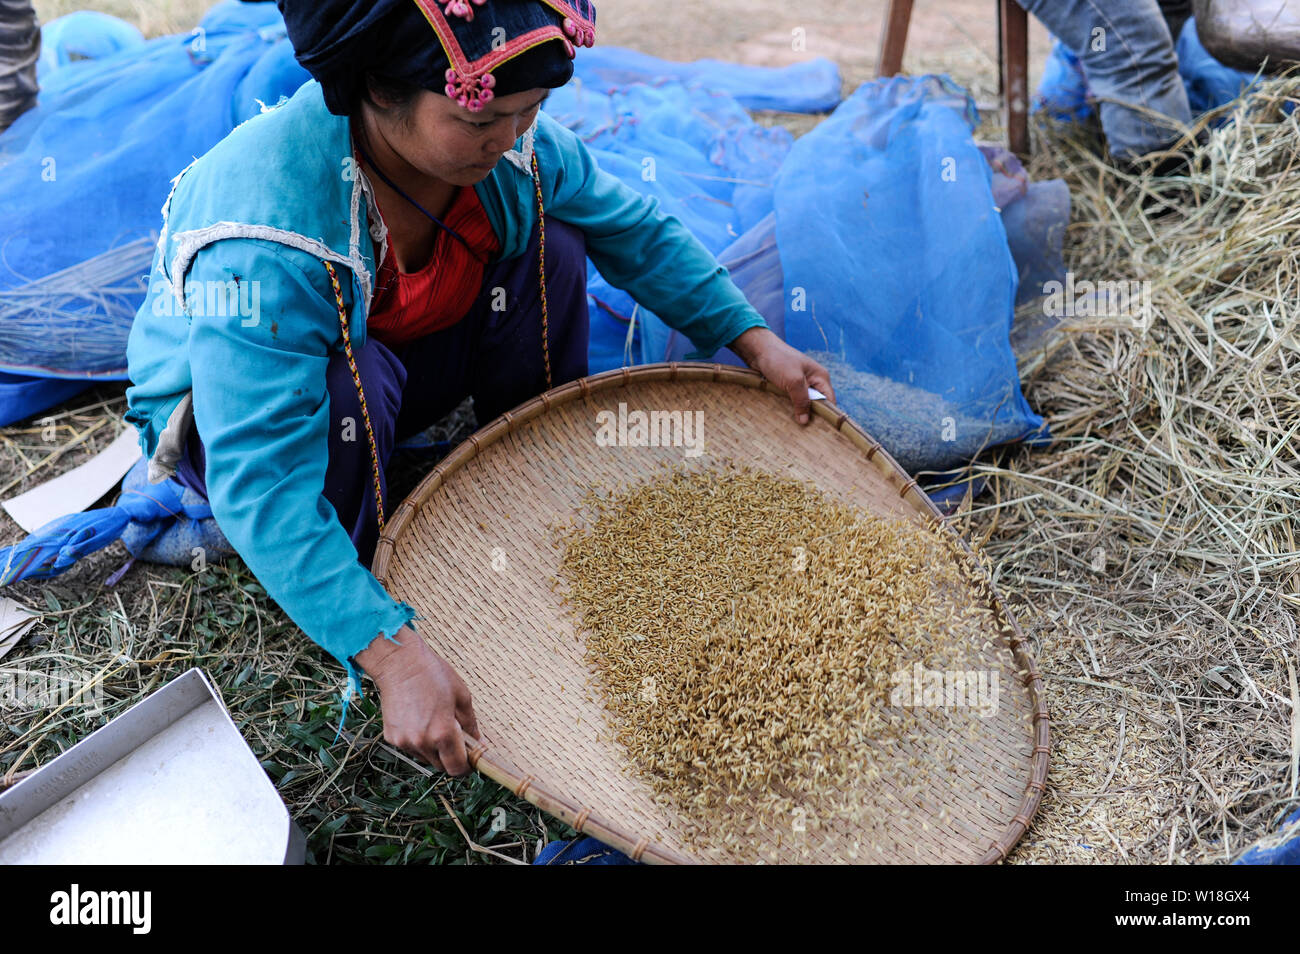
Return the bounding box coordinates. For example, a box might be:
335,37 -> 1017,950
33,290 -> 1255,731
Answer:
1000,0 -> 1030,156
878,0 -> 916,78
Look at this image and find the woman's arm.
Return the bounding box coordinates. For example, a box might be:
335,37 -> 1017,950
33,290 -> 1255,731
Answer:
535,111 -> 769,361
729,326 -> 836,424
354,627 -> 478,774
184,239 -> 410,674
181,238 -> 476,771
534,113 -> 836,418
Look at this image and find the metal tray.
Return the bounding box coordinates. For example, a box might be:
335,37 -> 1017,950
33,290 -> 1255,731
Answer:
0,668 -> 304,864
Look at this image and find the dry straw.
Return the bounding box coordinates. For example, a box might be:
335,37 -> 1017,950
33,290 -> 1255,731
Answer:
959,75 -> 1300,862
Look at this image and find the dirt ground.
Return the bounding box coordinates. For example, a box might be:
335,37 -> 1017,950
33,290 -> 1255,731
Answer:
600,0 -> 1054,100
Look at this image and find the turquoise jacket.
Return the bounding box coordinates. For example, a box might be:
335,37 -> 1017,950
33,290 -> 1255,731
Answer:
124,79 -> 767,697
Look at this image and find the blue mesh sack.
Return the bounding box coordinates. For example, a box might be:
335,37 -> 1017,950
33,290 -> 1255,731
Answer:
0,1 -> 310,426
773,75 -> 1048,475
545,79 -> 794,372
35,10 -> 144,79
1176,16 -> 1262,115
1035,38 -> 1092,121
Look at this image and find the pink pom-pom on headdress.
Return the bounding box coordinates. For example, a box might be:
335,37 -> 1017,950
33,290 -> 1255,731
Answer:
561,15 -> 595,48
417,0 -> 596,113
445,67 -> 496,111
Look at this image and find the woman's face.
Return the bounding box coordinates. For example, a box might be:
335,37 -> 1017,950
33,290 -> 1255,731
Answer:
369,85 -> 550,187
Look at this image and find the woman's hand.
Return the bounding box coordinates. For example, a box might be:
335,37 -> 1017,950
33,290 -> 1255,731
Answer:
729,326 -> 836,425
354,625 -> 480,775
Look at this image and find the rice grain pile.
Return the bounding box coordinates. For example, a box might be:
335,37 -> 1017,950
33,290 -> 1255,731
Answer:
550,459 -> 1010,862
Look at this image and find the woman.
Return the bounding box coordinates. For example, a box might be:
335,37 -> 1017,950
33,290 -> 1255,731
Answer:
125,0 -> 835,778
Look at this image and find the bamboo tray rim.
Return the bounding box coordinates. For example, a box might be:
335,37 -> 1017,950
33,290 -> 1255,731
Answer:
371,362 -> 1050,865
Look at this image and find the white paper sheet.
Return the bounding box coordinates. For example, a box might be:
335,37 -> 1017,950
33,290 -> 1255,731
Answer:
2,427 -> 142,533
0,597 -> 37,661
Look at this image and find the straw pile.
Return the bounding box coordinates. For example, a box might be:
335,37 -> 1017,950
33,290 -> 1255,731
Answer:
551,459 -> 1003,862
962,77 -> 1300,862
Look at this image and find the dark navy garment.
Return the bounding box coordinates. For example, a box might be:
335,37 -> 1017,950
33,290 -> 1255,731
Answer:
175,213 -> 589,569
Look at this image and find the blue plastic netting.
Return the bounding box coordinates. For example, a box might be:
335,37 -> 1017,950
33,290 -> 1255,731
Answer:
3,4 -> 1052,479
772,76 -> 1047,473
0,1 -> 309,401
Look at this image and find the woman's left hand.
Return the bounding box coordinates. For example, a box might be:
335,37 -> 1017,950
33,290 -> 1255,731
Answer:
729,326 -> 836,425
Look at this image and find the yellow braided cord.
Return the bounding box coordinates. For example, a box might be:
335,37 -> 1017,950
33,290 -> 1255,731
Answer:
318,158 -> 548,541
323,260 -> 385,532
531,151 -> 553,390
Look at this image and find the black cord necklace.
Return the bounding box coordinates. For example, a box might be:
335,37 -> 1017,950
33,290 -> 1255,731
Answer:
353,134 -> 483,263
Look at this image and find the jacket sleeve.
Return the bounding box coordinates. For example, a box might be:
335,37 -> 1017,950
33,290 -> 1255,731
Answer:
182,238 -> 416,694
533,113 -> 769,361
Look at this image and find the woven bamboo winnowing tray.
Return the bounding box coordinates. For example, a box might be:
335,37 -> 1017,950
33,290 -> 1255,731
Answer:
372,363 -> 1049,864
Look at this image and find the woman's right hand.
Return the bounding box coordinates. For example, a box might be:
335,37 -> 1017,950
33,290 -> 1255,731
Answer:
354,625 -> 480,775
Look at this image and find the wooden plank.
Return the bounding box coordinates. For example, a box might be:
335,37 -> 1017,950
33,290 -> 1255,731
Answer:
877,0 -> 916,78
1000,0 -> 1031,156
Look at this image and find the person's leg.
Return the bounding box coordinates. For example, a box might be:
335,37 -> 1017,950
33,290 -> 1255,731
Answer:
319,338 -> 409,565
389,309 -> 481,443
467,214 -> 590,424
1157,0 -> 1193,48
1017,0 -> 1193,159
175,335 -> 410,568
0,0 -> 39,134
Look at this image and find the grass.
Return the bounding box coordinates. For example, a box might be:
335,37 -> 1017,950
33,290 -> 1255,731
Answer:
1,392 -> 574,864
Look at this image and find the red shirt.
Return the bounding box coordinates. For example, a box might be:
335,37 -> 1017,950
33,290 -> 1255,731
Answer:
363,171 -> 500,349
